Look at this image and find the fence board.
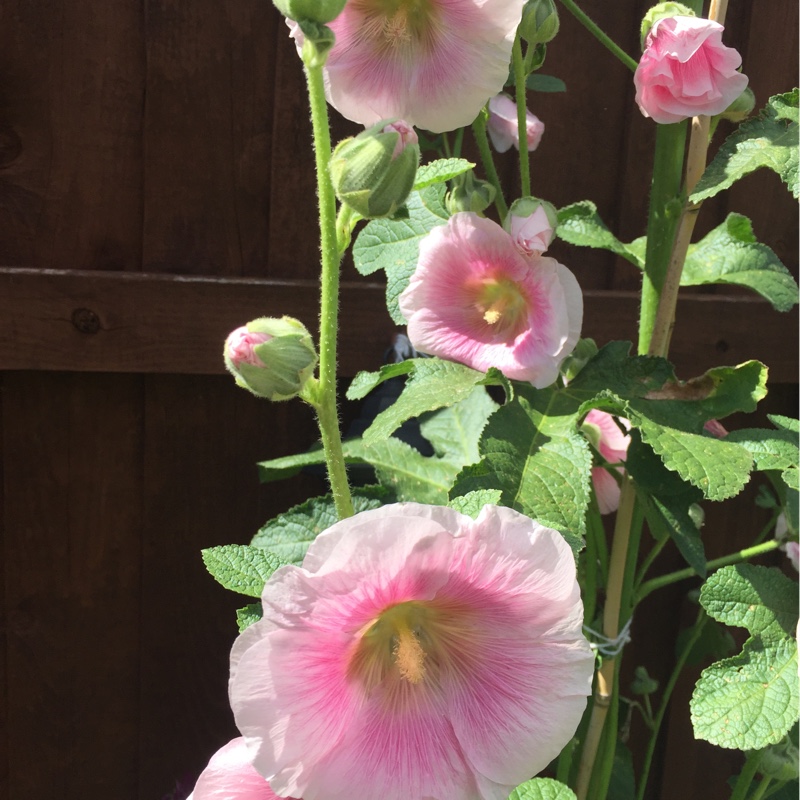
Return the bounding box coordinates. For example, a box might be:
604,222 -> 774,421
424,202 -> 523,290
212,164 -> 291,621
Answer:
3,373 -> 143,798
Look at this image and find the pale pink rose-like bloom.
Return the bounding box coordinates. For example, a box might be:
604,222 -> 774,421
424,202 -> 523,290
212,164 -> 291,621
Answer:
507,204 -> 556,257
583,409 -> 631,515
227,328 -> 271,369
634,16 -> 748,124
487,93 -> 545,153
229,503 -> 594,800
290,0 -> 525,133
187,737 -> 294,800
399,212 -> 583,388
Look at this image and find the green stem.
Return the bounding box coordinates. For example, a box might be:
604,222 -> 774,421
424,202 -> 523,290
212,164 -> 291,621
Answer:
638,122 -> 688,354
750,777 -> 774,800
304,56 -> 354,521
636,609 -> 708,800
635,537 -> 667,588
512,35 -> 531,197
636,540 -> 782,603
557,0 -> 639,72
472,113 -> 509,221
730,751 -> 763,800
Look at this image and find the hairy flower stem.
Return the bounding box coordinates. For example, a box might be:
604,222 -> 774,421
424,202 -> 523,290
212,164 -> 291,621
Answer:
575,474 -> 636,799
512,36 -> 531,197
730,750 -> 763,800
304,55 -> 354,520
636,539 -> 782,602
638,121 -> 688,354
557,0 -> 638,72
472,113 -> 509,221
637,609 -> 708,800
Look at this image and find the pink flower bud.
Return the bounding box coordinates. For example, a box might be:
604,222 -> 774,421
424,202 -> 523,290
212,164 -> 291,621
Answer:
487,93 -> 545,153
505,197 -> 558,257
634,16 -> 749,124
226,327 -> 272,368
703,419 -> 728,438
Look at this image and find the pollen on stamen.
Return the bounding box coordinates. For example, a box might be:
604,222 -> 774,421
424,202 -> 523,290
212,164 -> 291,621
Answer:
483,307 -> 502,325
393,626 -> 426,684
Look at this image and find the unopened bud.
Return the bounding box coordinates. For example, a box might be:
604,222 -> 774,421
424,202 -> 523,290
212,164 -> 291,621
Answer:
504,196 -> 558,256
718,87 -> 756,122
640,3 -> 696,49
445,171 -> 496,214
519,0 -> 560,46
330,120 -> 420,219
224,316 -> 317,401
273,0 -> 346,25
757,739 -> 800,782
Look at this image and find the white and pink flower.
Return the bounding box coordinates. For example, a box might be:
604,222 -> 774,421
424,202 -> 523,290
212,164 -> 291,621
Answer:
487,93 -> 545,152
290,0 -> 526,133
582,409 -> 631,515
187,737 -> 293,800
634,16 -> 748,124
229,503 -> 593,800
399,212 -> 583,388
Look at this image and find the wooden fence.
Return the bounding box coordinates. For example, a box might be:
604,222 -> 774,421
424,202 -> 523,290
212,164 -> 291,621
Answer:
0,1 -> 797,798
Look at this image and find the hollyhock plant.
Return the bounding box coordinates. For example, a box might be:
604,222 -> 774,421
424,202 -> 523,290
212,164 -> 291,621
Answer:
229,503 -> 594,800
634,15 -> 749,124
582,409 -> 631,515
289,0 -> 526,133
398,212 -> 582,388
187,737 -> 293,800
487,93 -> 545,153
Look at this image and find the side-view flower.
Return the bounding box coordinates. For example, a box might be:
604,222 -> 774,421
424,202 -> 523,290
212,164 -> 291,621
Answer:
581,409 -> 631,515
289,0 -> 527,132
229,503 -> 594,800
487,93 -> 545,153
634,15 -> 749,124
399,212 -> 583,388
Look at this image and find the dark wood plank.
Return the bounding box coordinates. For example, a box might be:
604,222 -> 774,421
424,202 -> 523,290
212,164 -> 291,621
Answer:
3,372 -> 142,799
137,374 -> 324,798
0,268 -> 795,381
0,0 -> 144,270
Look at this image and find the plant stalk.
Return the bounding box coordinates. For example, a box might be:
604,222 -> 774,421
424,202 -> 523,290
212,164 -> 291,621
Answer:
304,55 -> 354,520
512,35 -> 531,198
472,113 -> 509,220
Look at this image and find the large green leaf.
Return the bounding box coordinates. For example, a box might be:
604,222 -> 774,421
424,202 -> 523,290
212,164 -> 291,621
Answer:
692,89 -> 799,201
352,184 -> 449,323
556,201 -> 643,266
681,214 -> 798,311
508,778 -> 577,800
413,158 -> 474,190
201,545 -> 287,597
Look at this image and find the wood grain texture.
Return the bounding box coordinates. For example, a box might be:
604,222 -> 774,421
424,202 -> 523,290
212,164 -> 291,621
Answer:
3,372 -> 143,798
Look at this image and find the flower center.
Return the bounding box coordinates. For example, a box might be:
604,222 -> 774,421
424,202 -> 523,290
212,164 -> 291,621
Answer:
469,277 -> 530,338
353,0 -> 440,54
348,601 -> 435,689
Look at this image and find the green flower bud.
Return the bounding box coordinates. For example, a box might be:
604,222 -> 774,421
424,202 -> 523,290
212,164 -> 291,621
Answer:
640,3 -> 696,49
631,666 -> 659,696
330,120 -> 420,219
224,316 -> 317,401
519,0 -> 560,47
445,170 -> 496,214
560,338 -> 599,383
757,739 -> 800,782
718,87 -> 756,122
273,0 -> 346,25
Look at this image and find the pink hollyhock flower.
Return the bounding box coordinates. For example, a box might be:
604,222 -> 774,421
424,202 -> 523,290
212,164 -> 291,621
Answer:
783,541 -> 800,572
487,93 -> 545,153
229,503 -> 593,800
634,16 -> 749,124
398,212 -> 583,388
505,198 -> 558,257
582,409 -> 631,515
227,327 -> 271,368
289,0 -> 525,133
187,737 -> 294,800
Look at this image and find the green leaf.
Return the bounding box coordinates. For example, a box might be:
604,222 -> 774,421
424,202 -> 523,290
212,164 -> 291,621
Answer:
508,777 -> 577,800
677,617 -> 735,666
726,427 -> 799,474
451,390 -> 591,550
361,359 -> 505,444
526,74 -> 567,93
681,214 -> 798,311
770,415 -> 800,435
448,489 -> 503,518
251,488 -> 389,565
556,201 -> 643,266
700,564 -> 798,641
201,545 -> 287,597
413,158 -> 475,190
352,184 -> 449,323
690,636 -> 799,749
236,602 -> 262,632
692,89 -> 799,201
419,386 -> 499,463
347,361 -> 416,400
